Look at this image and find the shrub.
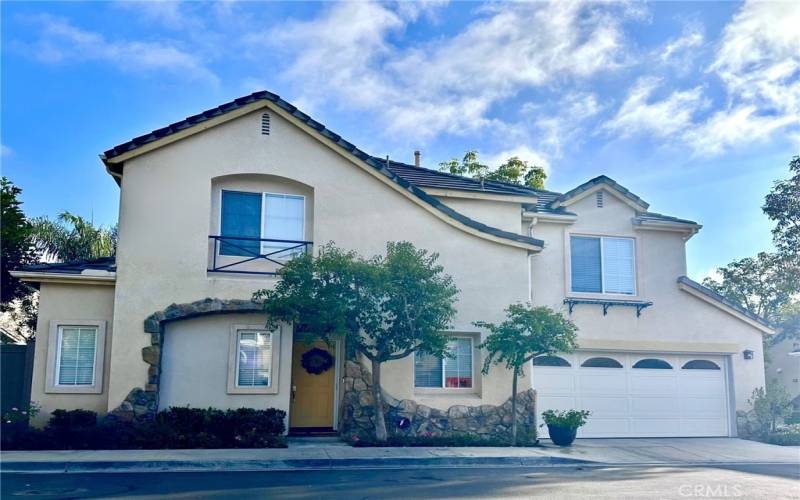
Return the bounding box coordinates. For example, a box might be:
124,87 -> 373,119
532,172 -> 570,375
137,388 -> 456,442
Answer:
785,412 -> 800,425
45,409 -> 99,450
541,409 -> 591,429
0,407 -> 287,450
767,424 -> 800,446
749,384 -> 793,437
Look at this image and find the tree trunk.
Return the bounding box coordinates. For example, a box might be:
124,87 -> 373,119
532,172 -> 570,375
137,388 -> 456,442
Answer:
511,367 -> 518,446
371,358 -> 388,442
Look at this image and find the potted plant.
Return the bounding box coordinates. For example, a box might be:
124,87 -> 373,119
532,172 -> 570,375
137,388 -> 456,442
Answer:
541,409 -> 590,447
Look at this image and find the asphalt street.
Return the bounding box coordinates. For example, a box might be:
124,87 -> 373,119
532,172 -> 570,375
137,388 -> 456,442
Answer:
2,463 -> 799,499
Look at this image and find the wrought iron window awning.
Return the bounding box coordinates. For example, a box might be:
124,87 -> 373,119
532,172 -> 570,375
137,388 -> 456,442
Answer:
564,297 -> 653,317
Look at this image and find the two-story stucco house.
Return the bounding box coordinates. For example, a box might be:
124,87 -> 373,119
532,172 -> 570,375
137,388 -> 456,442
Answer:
13,91 -> 774,439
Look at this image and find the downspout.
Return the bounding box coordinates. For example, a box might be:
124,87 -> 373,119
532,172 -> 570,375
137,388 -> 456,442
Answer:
527,217 -> 538,304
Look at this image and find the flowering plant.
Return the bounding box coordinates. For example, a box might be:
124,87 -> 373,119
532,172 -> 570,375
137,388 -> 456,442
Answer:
2,401 -> 41,425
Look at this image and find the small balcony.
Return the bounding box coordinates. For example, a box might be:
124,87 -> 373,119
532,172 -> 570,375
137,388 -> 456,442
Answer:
208,235 -> 313,276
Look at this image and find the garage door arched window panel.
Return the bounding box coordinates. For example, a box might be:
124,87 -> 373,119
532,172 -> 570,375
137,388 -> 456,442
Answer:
581,357 -> 623,368
682,359 -> 721,370
632,358 -> 672,369
533,355 -> 571,367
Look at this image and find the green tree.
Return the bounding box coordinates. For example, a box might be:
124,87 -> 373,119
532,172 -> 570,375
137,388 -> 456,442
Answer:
475,304 -> 578,445
439,151 -> 488,178
255,242 -> 459,441
749,381 -> 793,436
0,178 -> 36,309
773,302 -> 800,343
31,212 -> 117,262
701,252 -> 798,324
763,155 -> 800,258
439,151 -> 547,189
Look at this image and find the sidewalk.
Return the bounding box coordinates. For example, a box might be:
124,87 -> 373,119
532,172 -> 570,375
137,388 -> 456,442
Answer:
1,437 -> 797,474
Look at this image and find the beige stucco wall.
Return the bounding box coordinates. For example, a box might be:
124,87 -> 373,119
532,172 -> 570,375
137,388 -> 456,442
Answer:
530,191 -> 767,410
29,282 -> 115,425
158,313 -> 293,414
435,197 -> 523,234
767,337 -> 800,399
106,108 -> 529,413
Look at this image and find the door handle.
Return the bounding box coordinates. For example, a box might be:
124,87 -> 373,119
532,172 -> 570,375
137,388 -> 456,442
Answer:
291,385 -> 297,400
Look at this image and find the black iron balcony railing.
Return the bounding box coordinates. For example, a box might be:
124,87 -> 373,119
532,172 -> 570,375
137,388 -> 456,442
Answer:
208,235 -> 313,275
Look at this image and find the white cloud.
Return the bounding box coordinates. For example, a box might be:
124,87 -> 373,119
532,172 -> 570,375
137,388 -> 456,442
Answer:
0,144 -> 12,157
530,92 -> 603,157
266,1 -> 636,141
26,15 -> 218,83
605,77 -> 707,139
483,146 -> 550,173
691,0 -> 800,154
659,22 -> 704,64
115,1 -> 204,31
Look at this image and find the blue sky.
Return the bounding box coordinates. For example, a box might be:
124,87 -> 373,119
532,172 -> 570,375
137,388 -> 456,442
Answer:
2,1 -> 798,279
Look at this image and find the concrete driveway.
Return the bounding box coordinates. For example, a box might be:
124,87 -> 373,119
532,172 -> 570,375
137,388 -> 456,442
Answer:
538,437 -> 799,465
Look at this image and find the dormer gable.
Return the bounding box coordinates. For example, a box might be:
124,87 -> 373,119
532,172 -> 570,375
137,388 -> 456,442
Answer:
550,175 -> 649,212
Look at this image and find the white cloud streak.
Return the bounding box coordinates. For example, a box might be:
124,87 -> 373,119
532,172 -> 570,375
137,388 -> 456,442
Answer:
605,77 -> 707,139
607,1 -> 800,155
26,15 -> 218,83
267,1 -> 636,141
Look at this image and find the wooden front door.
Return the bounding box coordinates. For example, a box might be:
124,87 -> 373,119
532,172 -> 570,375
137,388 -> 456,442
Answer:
289,340 -> 336,429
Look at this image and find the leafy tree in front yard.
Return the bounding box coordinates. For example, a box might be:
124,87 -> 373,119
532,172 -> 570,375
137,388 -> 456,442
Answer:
701,251 -> 799,325
763,155 -> 800,258
475,304 -> 578,446
439,151 -> 547,189
1,178 -> 36,308
31,211 -> 117,262
255,242 -> 459,442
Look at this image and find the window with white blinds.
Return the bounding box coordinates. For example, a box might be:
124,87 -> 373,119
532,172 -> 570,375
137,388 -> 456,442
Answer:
236,330 -> 272,387
262,194 -> 305,257
219,190 -> 305,258
56,326 -> 97,386
414,338 -> 473,388
570,235 -> 635,295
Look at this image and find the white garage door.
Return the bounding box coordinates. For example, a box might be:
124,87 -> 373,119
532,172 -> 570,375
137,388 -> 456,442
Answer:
533,352 -> 731,438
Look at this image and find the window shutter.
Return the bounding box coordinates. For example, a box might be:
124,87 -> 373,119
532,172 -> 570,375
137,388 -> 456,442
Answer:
221,191 -> 262,256
570,236 -> 602,293
237,331 -> 271,387
602,237 -> 635,294
414,351 -> 442,388
58,327 -> 96,385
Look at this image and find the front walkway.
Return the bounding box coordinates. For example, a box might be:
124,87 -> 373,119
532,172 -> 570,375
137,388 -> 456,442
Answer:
1,438 -> 796,474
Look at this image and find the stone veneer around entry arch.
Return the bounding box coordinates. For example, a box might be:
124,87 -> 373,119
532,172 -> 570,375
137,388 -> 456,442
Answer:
110,298 -> 263,421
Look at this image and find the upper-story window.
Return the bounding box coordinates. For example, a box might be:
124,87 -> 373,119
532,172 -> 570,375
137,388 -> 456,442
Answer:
570,235 -> 635,295
220,190 -> 305,258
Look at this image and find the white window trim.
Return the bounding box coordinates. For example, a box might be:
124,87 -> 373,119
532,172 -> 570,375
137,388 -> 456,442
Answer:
218,189 -> 306,257
567,233 -> 638,298
45,320 -> 106,394
414,336 -> 477,393
227,324 -> 281,395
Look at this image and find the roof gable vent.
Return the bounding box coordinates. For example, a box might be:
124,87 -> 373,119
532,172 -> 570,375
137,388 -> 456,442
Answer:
261,113 -> 270,135
596,191 -> 604,208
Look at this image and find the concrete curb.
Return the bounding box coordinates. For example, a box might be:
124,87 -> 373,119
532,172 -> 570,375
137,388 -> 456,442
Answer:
1,456 -> 589,474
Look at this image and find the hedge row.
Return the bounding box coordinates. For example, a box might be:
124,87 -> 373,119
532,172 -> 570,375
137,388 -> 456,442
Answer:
1,407 -> 287,450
